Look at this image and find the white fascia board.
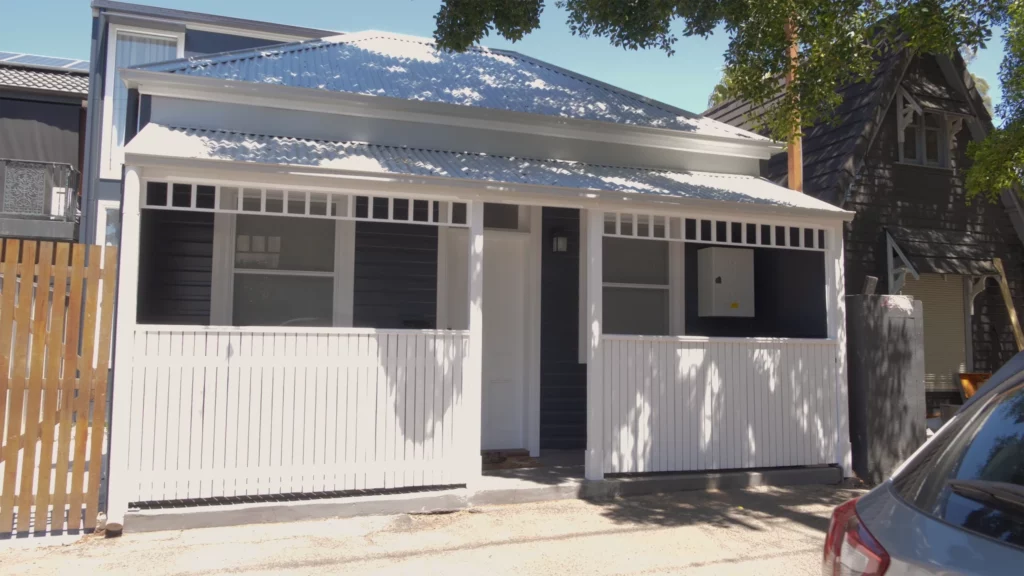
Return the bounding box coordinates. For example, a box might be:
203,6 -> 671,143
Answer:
125,151 -> 854,224
120,69 -> 784,160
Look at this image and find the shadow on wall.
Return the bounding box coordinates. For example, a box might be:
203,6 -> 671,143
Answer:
605,338 -> 840,475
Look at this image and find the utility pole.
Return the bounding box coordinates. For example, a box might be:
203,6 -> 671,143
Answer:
785,18 -> 803,192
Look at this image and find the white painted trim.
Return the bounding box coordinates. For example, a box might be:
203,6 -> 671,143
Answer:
101,24 -> 184,180
185,22 -> 317,43
436,227 -> 450,330
130,160 -> 855,223
233,268 -> 335,277
603,282 -> 670,290
526,206 -> 542,457
584,209 -> 604,481
604,334 -> 837,345
335,221 -> 355,328
106,165 -> 143,529
830,225 -> 852,477
578,211 -> 588,364
135,324 -> 469,336
463,201 -> 484,486
95,199 -> 121,247
210,213 -> 235,325
602,210 -> 829,251
120,69 -> 784,161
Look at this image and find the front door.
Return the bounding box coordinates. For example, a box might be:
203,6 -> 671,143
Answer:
446,230 -> 529,450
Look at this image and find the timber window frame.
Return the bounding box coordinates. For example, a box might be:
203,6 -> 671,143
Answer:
896,88 -> 956,169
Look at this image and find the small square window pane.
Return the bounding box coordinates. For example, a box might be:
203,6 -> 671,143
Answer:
434,201 -> 449,224
242,188 -> 262,212
287,192 -> 306,215
715,221 -> 727,242
309,193 -> 328,216
775,226 -> 786,246
804,228 -> 814,248
452,202 -> 467,225
332,195 -> 349,218
413,200 -> 429,222
604,213 -> 617,235
265,190 -> 285,214
731,222 -> 743,244
746,223 -> 757,245
637,214 -> 650,237
196,185 -> 216,209
219,187 -> 238,210
172,184 -> 192,208
925,129 -> 940,163
235,215 -> 335,272
620,213 -> 634,236
145,182 -> 168,207
790,227 -> 800,247
818,230 -> 826,249
603,287 -> 669,336
669,217 -> 682,240
233,274 -> 333,327
653,215 -> 666,238
761,224 -> 772,246
700,220 -> 712,241
394,198 -> 410,221
685,218 -> 697,240
355,196 -> 370,219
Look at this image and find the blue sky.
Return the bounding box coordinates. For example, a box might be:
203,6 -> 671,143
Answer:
0,0 -> 1006,117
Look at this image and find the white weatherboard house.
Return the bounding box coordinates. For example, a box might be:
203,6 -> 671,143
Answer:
105,32 -> 854,526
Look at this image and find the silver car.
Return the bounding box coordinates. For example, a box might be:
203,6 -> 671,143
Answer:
823,353 -> 1024,575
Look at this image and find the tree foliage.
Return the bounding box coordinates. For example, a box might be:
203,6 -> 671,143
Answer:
431,0 -> 1018,201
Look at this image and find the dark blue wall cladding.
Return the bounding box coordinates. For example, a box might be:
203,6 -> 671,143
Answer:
184,30 -> 285,58
353,221 -> 438,330
137,209 -> 214,325
541,207 -> 586,450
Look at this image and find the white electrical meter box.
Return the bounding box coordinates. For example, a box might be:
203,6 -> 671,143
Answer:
697,247 -> 754,317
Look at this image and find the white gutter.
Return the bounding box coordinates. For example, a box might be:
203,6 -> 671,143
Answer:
119,69 -> 784,161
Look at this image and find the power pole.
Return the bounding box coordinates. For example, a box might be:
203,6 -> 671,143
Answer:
785,18 -> 803,192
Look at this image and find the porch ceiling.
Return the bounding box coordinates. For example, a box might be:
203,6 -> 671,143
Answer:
125,123 -> 850,217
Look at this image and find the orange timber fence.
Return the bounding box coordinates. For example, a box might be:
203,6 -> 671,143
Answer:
0,240 -> 117,536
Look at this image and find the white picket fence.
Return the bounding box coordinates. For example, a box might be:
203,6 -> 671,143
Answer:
601,335 -> 840,474
122,326 -> 469,503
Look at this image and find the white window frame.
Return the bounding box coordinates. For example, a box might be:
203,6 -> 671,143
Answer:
95,199 -> 121,249
896,90 -> 951,169
100,25 -> 184,180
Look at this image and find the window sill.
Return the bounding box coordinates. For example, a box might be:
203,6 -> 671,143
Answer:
895,161 -> 954,173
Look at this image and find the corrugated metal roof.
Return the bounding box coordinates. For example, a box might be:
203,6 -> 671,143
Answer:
127,124 -> 845,214
137,31 -> 767,142
0,63 -> 89,95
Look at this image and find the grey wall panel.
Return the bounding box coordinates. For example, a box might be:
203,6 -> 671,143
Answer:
185,30 -> 284,57
0,98 -> 81,167
352,221 -> 438,329
540,207 -> 586,450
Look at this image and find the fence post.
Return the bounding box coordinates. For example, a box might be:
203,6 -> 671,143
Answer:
585,209 -> 604,481
104,166 -> 141,532
462,200 -> 484,488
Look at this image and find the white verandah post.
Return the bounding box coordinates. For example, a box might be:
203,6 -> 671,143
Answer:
463,200 -> 484,486
830,224 -> 853,477
104,166 -> 142,531
585,209 -> 604,480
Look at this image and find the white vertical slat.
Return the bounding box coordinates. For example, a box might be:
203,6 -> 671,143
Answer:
302,334 -> 317,493
414,334 -> 427,486
200,332 -> 216,498
150,332 -> 169,502
211,333 -> 229,497
432,334 -> 444,484
245,333 -> 262,495
282,333 -> 298,493
325,335 -> 340,490
344,334 -> 358,491
406,335 -> 420,487
383,333 -> 397,489
423,335 -> 435,485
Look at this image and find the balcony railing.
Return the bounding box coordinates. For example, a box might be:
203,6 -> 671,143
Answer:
0,159 -> 79,224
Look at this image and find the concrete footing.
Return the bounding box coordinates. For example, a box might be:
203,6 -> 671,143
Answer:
123,464 -> 842,533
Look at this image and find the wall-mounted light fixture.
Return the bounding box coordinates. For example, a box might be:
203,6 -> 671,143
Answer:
551,228 -> 568,252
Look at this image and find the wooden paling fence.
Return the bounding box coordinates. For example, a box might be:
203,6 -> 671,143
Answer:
0,239 -> 117,536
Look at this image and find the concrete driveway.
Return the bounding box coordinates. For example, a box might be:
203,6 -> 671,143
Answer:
2,485 -> 862,575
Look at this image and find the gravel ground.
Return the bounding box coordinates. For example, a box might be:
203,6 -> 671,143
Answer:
1,485 -> 862,576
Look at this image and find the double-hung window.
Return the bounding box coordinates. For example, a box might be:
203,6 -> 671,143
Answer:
101,26 -> 182,179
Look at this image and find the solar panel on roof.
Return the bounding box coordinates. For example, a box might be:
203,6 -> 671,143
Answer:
9,54 -> 76,67
69,61 -> 90,71
0,52 -> 19,61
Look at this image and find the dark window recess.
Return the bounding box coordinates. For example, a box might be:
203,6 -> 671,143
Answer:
761,224 -> 772,246
746,223 -> 757,245
684,242 -> 827,338
137,210 -> 213,325
413,200 -> 430,222
819,230 -> 826,250
775,226 -> 786,246
790,227 -> 801,248
685,218 -> 697,240
355,196 -> 369,219
432,202 -> 441,223
196,186 -> 216,209
172,184 -> 192,208
715,221 -> 727,242
287,197 -> 305,215
804,228 -> 815,249
700,220 -> 712,241
452,202 -> 468,225
893,381 -> 1024,549
393,198 -> 410,221
353,222 -> 437,329
731,222 -> 743,244
484,203 -> 519,229
372,197 -> 389,220
146,182 -> 167,206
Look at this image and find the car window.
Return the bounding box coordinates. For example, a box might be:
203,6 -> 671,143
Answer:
893,381 -> 1024,548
